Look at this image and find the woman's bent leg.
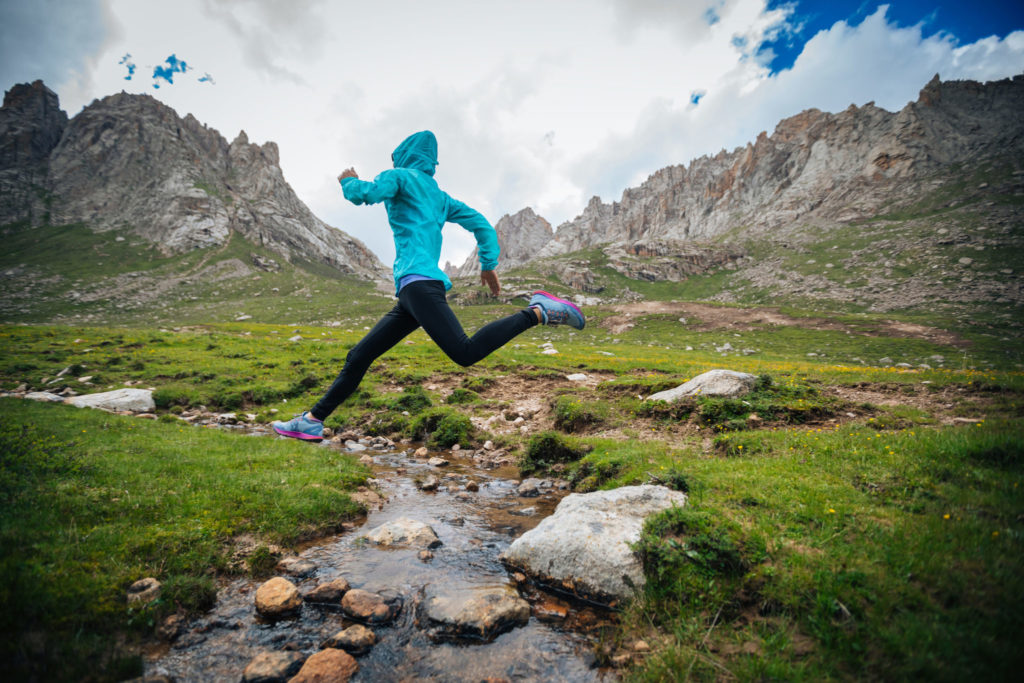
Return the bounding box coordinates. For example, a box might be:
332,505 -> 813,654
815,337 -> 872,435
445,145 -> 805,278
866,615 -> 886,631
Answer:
310,303 -> 419,420
400,280 -> 536,367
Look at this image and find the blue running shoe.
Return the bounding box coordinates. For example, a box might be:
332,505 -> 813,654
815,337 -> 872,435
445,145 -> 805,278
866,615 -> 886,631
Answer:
529,290 -> 586,330
272,411 -> 324,442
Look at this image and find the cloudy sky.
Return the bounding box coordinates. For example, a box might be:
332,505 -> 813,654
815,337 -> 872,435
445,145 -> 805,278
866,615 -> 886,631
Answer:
2,0 -> 1023,268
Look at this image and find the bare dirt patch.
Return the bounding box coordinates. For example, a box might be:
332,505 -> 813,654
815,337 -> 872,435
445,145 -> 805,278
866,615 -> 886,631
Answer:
602,301 -> 968,348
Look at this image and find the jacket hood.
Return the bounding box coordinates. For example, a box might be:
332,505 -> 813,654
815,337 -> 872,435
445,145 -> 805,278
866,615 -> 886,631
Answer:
392,130 -> 438,176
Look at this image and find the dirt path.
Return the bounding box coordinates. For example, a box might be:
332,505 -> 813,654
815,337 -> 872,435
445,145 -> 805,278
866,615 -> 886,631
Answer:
601,301 -> 968,348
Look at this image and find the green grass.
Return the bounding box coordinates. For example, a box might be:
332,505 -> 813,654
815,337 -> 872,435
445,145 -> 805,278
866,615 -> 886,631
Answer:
0,398 -> 368,681
602,419 -> 1024,681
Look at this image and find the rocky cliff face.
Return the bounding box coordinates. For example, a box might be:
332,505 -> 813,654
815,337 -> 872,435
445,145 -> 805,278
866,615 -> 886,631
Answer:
0,82 -> 385,279
0,81 -> 68,224
453,207 -> 553,276
538,74 -> 1024,257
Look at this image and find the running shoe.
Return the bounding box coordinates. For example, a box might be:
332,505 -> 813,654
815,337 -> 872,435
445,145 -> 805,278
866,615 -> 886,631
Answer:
272,411 -> 324,441
529,291 -> 586,330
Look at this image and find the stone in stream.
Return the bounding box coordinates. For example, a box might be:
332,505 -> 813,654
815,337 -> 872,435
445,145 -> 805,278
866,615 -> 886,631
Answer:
500,485 -> 688,606
341,588 -> 402,624
321,624 -> 377,655
516,478 -> 550,497
66,388 -> 155,412
427,456 -> 449,467
242,650 -> 306,682
421,584 -> 530,641
276,556 -> 316,577
416,474 -> 440,491
304,577 -> 350,604
126,577 -> 161,605
288,648 -> 357,683
363,516 -> 442,549
254,576 -> 303,617
645,369 -> 758,402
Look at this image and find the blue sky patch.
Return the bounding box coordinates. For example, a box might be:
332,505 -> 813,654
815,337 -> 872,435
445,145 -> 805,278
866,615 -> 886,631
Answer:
118,53 -> 135,80
759,1 -> 1024,74
152,54 -> 189,89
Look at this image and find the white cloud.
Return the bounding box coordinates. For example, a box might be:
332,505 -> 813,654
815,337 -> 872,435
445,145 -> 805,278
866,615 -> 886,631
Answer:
568,5 -> 1024,222
4,1 -> 1022,269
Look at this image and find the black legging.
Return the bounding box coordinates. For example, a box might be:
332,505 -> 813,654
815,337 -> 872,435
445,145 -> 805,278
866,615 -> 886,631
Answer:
311,279 -> 537,420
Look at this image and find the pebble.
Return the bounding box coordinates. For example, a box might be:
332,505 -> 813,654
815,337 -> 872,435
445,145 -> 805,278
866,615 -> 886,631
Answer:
427,457 -> 449,467
242,650 -> 306,682
255,577 -> 303,617
413,447 -> 429,458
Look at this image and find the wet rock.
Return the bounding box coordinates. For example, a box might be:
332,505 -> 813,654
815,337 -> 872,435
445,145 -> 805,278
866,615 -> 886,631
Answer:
416,474 -> 439,491
344,440 -> 367,452
501,485 -> 688,605
242,650 -> 306,682
358,454 -> 373,465
516,478 -> 548,497
364,517 -> 442,548
25,391 -> 64,402
255,577 -> 302,617
465,481 -> 479,492
418,550 -> 434,561
321,624 -> 376,655
277,557 -> 316,577
413,446 -> 429,458
646,369 -> 757,402
66,388 -> 155,412
427,456 -> 449,467
304,577 -> 350,604
127,577 -> 161,605
350,486 -> 384,509
157,613 -> 185,641
532,596 -> 569,621
422,584 -> 530,641
341,589 -> 402,624
288,648 -> 357,683
510,507 -> 537,516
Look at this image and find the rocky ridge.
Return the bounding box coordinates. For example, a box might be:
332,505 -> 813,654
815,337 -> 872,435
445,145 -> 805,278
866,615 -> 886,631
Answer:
0,80 -> 385,280
450,206 -> 553,277
539,75 -> 1024,256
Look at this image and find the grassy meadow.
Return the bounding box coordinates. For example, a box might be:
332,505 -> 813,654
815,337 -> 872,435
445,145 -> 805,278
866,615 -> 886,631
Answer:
1,294 -> 1022,680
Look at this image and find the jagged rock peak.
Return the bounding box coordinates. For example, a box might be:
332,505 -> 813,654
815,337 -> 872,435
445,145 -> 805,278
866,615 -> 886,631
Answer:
1,80 -> 68,167
537,73 -> 1024,257
0,80 -> 386,279
455,206 -> 553,276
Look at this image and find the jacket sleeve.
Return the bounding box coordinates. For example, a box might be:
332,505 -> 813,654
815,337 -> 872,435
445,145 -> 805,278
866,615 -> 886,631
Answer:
340,171 -> 400,205
446,196 -> 499,270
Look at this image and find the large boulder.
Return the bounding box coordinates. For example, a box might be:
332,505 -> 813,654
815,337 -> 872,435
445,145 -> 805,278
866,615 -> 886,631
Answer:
500,485 -> 687,606
646,369 -> 758,402
421,584 -> 530,641
66,388 -> 155,412
363,517 -> 441,549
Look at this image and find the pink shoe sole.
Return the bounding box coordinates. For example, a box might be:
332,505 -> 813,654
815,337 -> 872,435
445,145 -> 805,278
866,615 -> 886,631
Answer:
273,425 -> 323,441
533,290 -> 584,317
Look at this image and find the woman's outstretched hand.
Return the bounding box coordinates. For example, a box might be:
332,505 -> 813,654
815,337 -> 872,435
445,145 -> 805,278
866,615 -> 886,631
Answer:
481,270 -> 500,297
338,168 -> 358,182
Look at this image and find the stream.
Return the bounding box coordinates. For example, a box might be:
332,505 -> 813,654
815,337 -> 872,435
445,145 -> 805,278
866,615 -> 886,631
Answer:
145,435 -> 616,682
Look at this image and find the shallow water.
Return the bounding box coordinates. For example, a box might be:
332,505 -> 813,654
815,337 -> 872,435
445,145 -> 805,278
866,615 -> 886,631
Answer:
146,438 -> 616,682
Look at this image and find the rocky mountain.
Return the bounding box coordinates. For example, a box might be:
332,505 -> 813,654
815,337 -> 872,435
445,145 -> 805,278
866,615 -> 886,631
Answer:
0,80 -> 386,280
452,207 -> 554,276
536,74 -> 1024,258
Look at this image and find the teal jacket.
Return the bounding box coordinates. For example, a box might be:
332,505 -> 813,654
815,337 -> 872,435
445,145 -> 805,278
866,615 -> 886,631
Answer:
340,130 -> 499,295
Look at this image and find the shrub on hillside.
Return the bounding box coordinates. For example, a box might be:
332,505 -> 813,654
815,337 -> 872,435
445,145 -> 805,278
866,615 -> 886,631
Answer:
520,431 -> 589,475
